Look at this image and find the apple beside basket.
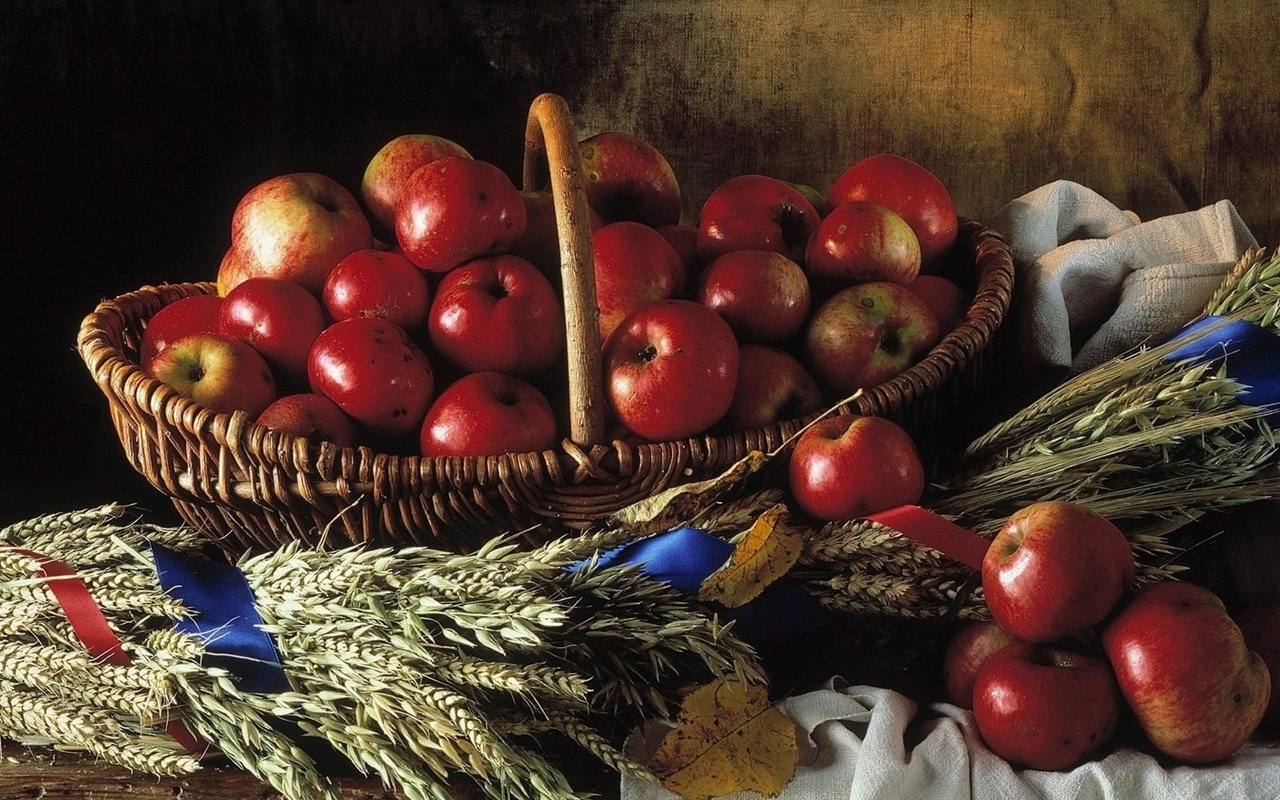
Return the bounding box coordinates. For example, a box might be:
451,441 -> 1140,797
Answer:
76,93 -> 1015,555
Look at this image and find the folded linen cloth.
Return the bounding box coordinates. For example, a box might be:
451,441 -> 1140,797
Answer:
988,180 -> 1258,372
622,680 -> 1280,800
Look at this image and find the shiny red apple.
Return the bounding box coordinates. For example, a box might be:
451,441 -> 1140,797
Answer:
696,174 -> 820,265
972,641 -> 1121,770
825,153 -> 958,270
394,156 -> 526,273
906,274 -> 969,332
592,220 -> 685,341
419,371 -> 558,458
696,250 -> 811,344
786,414 -> 925,521
307,317 -> 434,440
255,392 -> 359,447
982,501 -> 1135,644
942,620 -> 1020,708
218,276 -> 328,389
360,133 -> 472,234
805,200 -> 921,290
427,254 -> 565,378
1102,580 -> 1271,764
603,299 -> 739,441
322,248 -> 432,331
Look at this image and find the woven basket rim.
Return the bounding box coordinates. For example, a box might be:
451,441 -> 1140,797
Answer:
76,217 -> 1013,501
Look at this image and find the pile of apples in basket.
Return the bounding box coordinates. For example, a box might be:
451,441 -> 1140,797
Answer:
141,125 -> 970,457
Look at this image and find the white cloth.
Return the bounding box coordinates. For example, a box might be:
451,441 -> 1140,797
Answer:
987,180 -> 1258,372
622,680 -> 1280,800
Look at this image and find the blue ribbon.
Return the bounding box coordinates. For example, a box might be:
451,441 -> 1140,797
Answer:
582,526 -> 851,692
1165,315 -> 1280,410
151,543 -> 290,694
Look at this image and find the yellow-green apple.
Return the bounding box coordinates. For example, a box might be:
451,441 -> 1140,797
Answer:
307,317 -> 434,440
394,156 -> 526,273
655,223 -> 702,294
942,620 -> 1020,708
697,174 -> 820,265
696,250 -> 811,344
360,133 -> 471,235
218,276 -> 328,390
603,299 -> 739,441
720,345 -> 823,432
510,189 -> 604,277
803,281 -> 941,393
217,172 -> 373,295
982,501 -> 1135,644
255,392 -> 359,447
786,414 -> 925,521
972,641 -> 1121,770
805,200 -> 921,291
322,248 -> 431,332
427,254 -> 565,378
825,153 -> 958,270
782,179 -> 825,211
592,221 -> 685,341
1102,580 -> 1271,763
139,294 -> 223,374
148,332 -> 277,418
906,274 -> 969,332
578,131 -> 682,227
419,371 -> 558,458
1234,605 -> 1280,728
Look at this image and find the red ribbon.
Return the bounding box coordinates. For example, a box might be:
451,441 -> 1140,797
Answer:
12,547 -> 207,754
864,505 -> 991,571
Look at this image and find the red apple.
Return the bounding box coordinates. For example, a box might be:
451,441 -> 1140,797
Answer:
419,371 -> 558,458
1234,605 -> 1280,728
942,620 -> 1020,708
697,174 -> 820,265
655,223 -> 702,293
696,250 -> 811,344
218,276 -> 328,388
825,153 -> 958,269
322,248 -> 431,331
803,281 -> 941,393
360,133 -> 472,234
578,131 -> 682,227
428,254 -> 565,377
972,641 -> 1121,770
148,332 -> 277,418
307,317 -> 434,440
906,274 -> 969,332
255,392 -> 359,447
720,345 -> 823,432
603,299 -> 739,441
510,189 -> 604,277
217,172 -> 373,295
982,501 -> 1135,644
1102,580 -> 1271,763
394,156 -> 526,273
786,414 -> 925,521
805,200 -> 921,289
139,294 -> 223,374
592,221 -> 685,341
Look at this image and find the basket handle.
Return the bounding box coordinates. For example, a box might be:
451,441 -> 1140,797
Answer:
522,93 -> 607,448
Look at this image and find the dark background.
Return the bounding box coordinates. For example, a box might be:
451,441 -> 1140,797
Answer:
4,1 -> 1278,530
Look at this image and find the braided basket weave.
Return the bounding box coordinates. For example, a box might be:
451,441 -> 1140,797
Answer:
77,94 -> 1015,554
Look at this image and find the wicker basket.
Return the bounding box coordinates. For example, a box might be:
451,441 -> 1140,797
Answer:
77,93 -> 1015,554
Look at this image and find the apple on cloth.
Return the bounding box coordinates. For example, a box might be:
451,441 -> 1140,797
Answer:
622,679 -> 1280,800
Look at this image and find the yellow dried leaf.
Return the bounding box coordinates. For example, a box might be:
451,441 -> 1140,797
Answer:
697,504 -> 802,608
650,675 -> 798,800
609,450 -> 769,535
